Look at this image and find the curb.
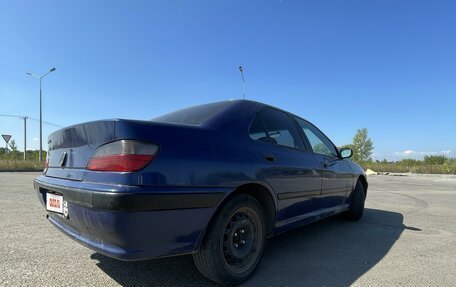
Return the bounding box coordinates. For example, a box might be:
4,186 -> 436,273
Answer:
0,169 -> 43,172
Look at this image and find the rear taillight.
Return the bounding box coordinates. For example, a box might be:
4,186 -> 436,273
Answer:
87,140 -> 158,172
44,154 -> 49,173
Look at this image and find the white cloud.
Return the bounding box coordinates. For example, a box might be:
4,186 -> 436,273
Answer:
394,150 -> 416,156
32,137 -> 39,142
441,150 -> 452,154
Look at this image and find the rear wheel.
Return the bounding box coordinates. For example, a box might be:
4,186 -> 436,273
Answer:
193,194 -> 266,285
344,180 -> 365,221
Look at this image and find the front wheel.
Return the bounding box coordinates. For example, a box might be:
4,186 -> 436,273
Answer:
193,194 -> 266,285
344,180 -> 366,221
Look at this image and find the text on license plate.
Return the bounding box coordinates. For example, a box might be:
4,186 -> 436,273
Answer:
46,193 -> 64,214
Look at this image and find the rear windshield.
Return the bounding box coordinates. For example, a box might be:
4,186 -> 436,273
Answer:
152,101 -> 234,125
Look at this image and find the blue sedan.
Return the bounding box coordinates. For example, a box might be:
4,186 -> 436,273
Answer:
34,100 -> 367,285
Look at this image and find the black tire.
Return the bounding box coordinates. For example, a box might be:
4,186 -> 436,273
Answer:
193,194 -> 266,285
344,180 -> 366,221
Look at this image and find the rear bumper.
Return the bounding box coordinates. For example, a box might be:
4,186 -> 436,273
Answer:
34,176 -> 229,260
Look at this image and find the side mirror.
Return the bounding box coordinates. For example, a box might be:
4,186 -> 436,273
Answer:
340,148 -> 353,159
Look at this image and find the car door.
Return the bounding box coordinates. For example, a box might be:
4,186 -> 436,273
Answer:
294,117 -> 354,209
249,107 -> 322,221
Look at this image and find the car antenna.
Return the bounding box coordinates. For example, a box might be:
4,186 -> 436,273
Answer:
239,66 -> 246,99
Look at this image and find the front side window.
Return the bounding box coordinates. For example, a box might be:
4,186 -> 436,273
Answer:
295,118 -> 338,157
250,107 -> 303,149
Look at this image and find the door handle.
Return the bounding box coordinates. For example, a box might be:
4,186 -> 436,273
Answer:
264,155 -> 275,162
322,159 -> 335,168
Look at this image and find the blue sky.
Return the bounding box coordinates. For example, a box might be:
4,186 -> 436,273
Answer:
1,0 -> 455,161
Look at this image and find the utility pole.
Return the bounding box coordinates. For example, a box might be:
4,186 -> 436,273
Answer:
23,116 -> 28,160
0,114 -> 61,160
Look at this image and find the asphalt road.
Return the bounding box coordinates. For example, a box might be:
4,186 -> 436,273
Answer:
1,172 -> 455,286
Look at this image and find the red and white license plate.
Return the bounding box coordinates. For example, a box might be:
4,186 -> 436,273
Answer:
46,193 -> 64,214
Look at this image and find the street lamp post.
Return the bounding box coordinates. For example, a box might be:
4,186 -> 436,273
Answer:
26,67 -> 56,162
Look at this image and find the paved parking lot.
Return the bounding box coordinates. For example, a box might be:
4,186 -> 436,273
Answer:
0,172 -> 455,286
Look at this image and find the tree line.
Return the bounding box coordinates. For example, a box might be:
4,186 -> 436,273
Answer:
0,146 -> 47,161
343,128 -> 455,174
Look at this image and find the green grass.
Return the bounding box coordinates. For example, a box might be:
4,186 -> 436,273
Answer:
1,157 -> 455,175
360,161 -> 456,175
0,160 -> 44,171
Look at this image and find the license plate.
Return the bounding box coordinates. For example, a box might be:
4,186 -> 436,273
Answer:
46,193 -> 64,214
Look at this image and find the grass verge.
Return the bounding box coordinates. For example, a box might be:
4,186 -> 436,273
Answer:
0,160 -> 44,171
360,162 -> 456,175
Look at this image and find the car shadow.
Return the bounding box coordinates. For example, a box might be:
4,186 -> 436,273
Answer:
90,208 -> 414,286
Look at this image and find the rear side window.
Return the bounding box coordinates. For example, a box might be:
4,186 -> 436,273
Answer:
249,115 -> 268,140
152,101 -> 233,125
250,107 -> 304,149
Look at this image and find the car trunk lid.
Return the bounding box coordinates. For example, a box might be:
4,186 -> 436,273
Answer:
45,120 -> 116,180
